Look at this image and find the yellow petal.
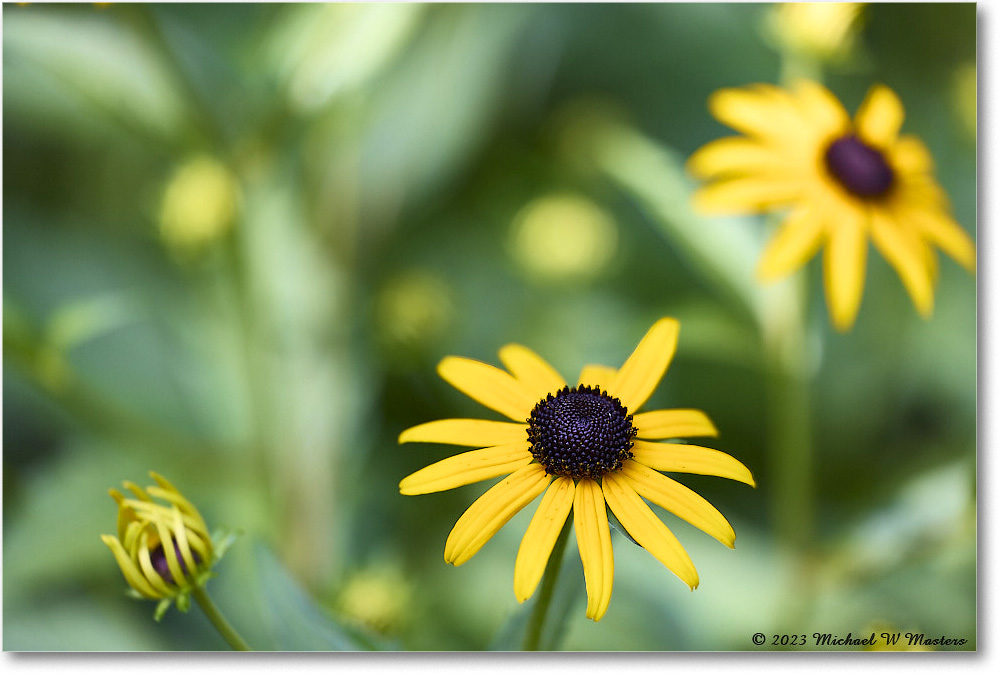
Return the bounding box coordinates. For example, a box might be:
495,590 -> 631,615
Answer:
513,476 -> 575,603
101,535 -> 160,598
791,79 -> 851,139
122,519 -> 143,552
687,136 -> 787,179
399,443 -> 533,495
756,205 -> 826,281
498,344 -> 567,401
574,478 -> 614,621
399,418 -> 527,446
136,532 -> 174,598
889,135 -> 934,174
437,356 -> 538,422
709,84 -> 803,140
154,520 -> 186,588
870,210 -> 935,317
621,460 -> 735,548
631,440 -> 756,486
602,472 -> 699,589
633,409 -> 718,439
123,480 -> 151,502
578,364 -> 618,391
185,529 -> 212,562
444,464 -> 551,566
823,204 -> 868,331
609,318 -> 679,414
692,175 -> 804,214
856,84 -> 904,148
149,471 -> 180,496
905,206 -> 976,272
171,506 -> 199,580
145,487 -> 208,536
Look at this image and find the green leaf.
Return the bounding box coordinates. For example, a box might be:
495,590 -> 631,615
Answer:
570,113 -> 766,315
247,544 -> 389,651
3,5 -> 188,144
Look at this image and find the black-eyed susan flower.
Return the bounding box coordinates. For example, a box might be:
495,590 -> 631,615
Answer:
101,472 -> 220,620
688,80 -> 976,331
399,318 -> 755,621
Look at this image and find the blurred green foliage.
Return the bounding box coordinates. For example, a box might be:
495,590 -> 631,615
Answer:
3,2 -> 975,651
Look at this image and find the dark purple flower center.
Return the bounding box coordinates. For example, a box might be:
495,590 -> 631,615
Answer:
527,385 -> 636,480
824,134 -> 895,198
150,541 -> 200,585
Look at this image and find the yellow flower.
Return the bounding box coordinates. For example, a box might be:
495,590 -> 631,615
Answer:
766,2 -> 864,62
688,80 -> 976,331
399,318 -> 755,621
101,472 -> 216,617
158,155 -> 239,255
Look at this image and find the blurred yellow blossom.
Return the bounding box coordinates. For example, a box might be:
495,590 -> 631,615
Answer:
766,2 -> 864,62
689,80 -> 976,331
508,193 -> 618,284
158,155 -> 240,255
336,562 -> 413,634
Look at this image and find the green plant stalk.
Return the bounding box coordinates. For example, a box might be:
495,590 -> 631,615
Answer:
521,517 -> 573,651
192,586 -> 253,651
759,268 -> 818,632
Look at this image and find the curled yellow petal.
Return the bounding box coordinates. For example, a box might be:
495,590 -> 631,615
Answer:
102,535 -> 160,598
171,506 -> 199,581
136,533 -> 174,598
154,520 -> 186,588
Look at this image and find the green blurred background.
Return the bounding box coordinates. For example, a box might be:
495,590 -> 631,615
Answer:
3,2 -> 976,651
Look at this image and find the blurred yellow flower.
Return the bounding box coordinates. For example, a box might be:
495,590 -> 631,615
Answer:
689,80 -> 976,331
158,155 -> 239,254
508,193 -> 618,283
766,2 -> 864,62
101,472 -> 216,618
374,269 -> 454,355
399,318 -> 755,621
337,562 -> 413,634
952,62 -> 976,142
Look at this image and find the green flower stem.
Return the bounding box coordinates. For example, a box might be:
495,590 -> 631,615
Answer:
760,271 -> 814,547
192,586 -> 252,651
758,269 -> 818,630
522,517 -> 573,651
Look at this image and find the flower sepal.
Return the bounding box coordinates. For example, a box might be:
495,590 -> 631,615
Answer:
607,506 -> 641,549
